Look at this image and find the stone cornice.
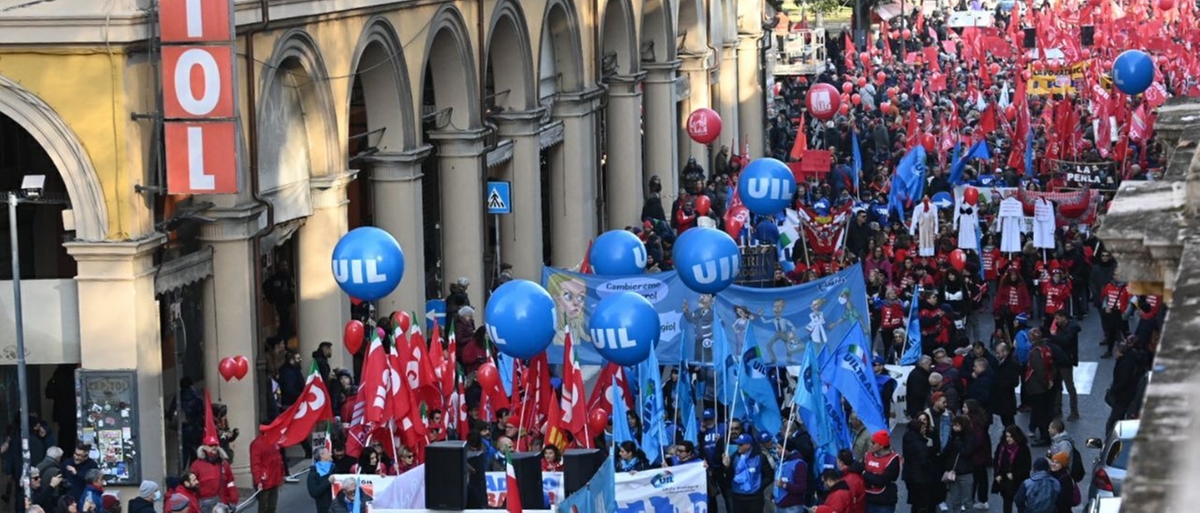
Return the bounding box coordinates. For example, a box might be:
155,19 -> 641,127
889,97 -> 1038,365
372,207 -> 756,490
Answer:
427,128 -> 490,158
366,146 -> 434,182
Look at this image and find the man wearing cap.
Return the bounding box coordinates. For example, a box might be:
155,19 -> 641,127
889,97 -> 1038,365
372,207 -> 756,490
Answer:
723,433 -> 770,512
699,408 -> 727,513
872,357 -> 897,422
128,481 -> 160,513
862,430 -> 901,513
1046,453 -> 1076,512
756,432 -> 780,513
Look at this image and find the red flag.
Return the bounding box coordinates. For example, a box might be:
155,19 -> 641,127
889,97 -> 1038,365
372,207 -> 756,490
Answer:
558,328 -> 587,445
360,333 -> 391,425
1129,104 -> 1150,142
202,390 -> 219,446
979,103 -> 998,135
789,113 -> 808,160
259,372 -> 334,448
586,362 -> 633,413
579,239 -> 594,274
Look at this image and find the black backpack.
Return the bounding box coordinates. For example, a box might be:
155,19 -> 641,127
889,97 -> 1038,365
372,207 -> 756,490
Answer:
1070,445 -> 1086,482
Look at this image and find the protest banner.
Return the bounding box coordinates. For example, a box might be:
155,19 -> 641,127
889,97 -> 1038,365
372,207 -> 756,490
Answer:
613,463 -> 707,513
485,471 -> 565,508
329,470 -> 425,509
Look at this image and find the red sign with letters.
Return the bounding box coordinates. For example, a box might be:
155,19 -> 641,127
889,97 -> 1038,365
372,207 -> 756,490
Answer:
160,0 -> 238,194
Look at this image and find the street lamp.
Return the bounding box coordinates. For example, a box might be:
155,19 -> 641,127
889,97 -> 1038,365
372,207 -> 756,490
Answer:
8,174 -> 46,506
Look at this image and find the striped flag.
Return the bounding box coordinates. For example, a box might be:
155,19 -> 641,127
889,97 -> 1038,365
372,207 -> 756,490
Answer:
505,452 -> 523,513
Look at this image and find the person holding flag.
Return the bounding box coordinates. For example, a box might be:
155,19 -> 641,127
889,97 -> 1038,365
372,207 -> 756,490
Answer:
723,433 -> 771,512
248,432 -> 285,513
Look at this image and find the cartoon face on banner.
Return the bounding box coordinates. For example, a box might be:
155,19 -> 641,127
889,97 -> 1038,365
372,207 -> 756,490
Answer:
590,230 -> 648,275
484,280 -> 557,359
331,227 -> 405,301
545,273 -> 590,348
588,292 -> 659,366
738,158 -> 795,216
673,227 -> 741,294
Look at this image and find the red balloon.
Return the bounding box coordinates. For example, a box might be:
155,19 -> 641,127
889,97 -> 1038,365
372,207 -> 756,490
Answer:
806,83 -> 841,121
476,362 -> 500,392
857,77 -> 867,88
887,87 -> 898,98
1004,105 -> 1017,121
949,250 -> 967,271
232,355 -> 250,381
391,311 -> 411,333
921,133 -> 936,152
860,53 -> 871,65
963,186 -> 980,206
694,194 -> 712,216
880,101 -> 891,112
587,409 -> 609,435
218,357 -> 237,382
889,30 -> 899,40
840,103 -> 851,115
1032,61 -> 1045,72
902,29 -> 912,39
1021,69 -> 1033,80
842,82 -> 853,94
686,108 -> 723,145
875,71 -> 886,83
1159,0 -> 1175,9
799,76 -> 808,85
344,320 -> 365,354
841,93 -> 851,106
851,93 -> 862,106
988,63 -> 1001,75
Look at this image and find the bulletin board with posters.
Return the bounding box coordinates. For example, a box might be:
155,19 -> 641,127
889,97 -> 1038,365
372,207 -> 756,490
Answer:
75,370 -> 140,485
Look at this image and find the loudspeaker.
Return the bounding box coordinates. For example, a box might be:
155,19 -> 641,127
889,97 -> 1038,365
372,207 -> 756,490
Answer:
563,449 -> 605,495
509,452 -> 545,508
465,449 -> 487,509
425,441 -> 468,509
1023,28 -> 1037,49
1081,25 -> 1094,47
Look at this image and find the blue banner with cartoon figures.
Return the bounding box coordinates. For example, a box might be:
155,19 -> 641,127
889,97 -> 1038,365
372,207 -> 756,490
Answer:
540,265 -> 872,367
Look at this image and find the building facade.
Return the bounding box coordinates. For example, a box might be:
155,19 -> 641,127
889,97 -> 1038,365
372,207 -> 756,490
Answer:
0,0 -> 769,485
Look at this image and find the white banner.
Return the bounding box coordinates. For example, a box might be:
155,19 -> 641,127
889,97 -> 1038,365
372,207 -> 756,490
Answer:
485,471 -> 566,508
614,463 -> 708,513
330,470 -> 425,510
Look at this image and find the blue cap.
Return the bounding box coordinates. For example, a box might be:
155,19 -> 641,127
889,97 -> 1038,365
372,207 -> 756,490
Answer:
702,408 -> 715,420
735,434 -> 754,445
1015,312 -> 1029,324
757,432 -> 773,444
872,355 -> 886,366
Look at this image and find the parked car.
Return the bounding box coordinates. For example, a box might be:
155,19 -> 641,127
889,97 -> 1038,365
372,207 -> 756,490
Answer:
1086,419 -> 1140,503
1087,497 -> 1122,513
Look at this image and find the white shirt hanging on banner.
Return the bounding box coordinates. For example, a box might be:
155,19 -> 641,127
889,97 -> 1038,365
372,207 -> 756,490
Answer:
909,201 -> 939,257
998,196 -> 1025,253
954,204 -> 980,251
1032,198 -> 1056,249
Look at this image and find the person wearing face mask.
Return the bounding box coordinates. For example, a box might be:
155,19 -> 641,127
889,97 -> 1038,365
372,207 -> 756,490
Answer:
306,448 -> 335,513
128,481 -> 160,513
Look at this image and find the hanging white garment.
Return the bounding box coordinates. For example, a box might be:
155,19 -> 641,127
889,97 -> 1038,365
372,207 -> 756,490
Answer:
954,204 -> 980,251
1032,198 -> 1057,249
998,196 -> 1024,253
908,202 -> 939,257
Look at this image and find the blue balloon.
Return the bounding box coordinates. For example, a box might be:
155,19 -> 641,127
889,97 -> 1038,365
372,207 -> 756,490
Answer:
673,227 -> 741,294
590,229 -> 647,275
331,227 -> 405,301
588,292 -> 659,366
485,280 -> 557,359
737,158 -> 795,216
1112,50 -> 1155,95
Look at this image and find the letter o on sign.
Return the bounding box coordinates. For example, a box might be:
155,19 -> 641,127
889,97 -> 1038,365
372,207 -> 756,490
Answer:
162,46 -> 234,119
175,48 -> 222,115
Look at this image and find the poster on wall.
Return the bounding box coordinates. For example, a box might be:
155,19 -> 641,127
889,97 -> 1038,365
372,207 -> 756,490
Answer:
75,370 -> 140,485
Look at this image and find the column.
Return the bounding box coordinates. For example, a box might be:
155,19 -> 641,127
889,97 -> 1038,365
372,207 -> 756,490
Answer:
644,61 -> 681,199
197,208 -> 264,484
428,129 -> 488,318
66,235 -> 168,484
494,109 -> 547,282
297,171 -> 356,370
738,34 -> 766,159
716,44 -> 740,155
605,73 -> 646,231
550,87 -> 604,268
680,54 -> 714,170
367,147 -> 432,319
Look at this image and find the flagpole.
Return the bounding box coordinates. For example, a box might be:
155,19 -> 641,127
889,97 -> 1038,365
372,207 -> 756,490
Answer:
387,420 -> 401,467
778,406 -> 798,463
726,368 -> 742,445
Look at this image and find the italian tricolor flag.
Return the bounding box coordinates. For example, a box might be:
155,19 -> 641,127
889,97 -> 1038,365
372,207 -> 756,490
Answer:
505,452 -> 522,513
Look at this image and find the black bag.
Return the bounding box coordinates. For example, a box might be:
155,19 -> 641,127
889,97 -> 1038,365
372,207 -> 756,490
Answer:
1070,446 -> 1086,482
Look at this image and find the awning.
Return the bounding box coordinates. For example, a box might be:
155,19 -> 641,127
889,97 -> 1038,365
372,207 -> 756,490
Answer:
487,139 -> 515,169
540,120 -> 565,150
260,218 -> 307,255
155,247 -> 214,296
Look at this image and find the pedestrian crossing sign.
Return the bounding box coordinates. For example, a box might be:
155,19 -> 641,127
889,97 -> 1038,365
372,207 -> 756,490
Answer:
487,181 -> 511,214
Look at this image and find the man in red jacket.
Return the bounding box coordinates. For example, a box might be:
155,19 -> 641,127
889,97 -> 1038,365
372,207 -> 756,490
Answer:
837,450 -> 867,513
821,469 -> 856,513
250,433 -> 285,513
190,442 -> 238,512
1040,268 -> 1072,330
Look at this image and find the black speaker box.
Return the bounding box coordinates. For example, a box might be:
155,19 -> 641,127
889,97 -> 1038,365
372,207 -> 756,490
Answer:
564,448 -> 605,495
466,449 -> 487,508
509,452 -> 545,509
425,441 -> 469,510
1081,25 -> 1095,47
1023,27 -> 1037,49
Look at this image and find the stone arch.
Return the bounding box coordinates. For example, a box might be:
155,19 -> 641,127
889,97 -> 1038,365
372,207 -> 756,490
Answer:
485,0 -> 536,112
641,0 -> 675,62
600,0 -> 638,76
348,16 -> 417,151
257,29 -> 341,222
0,75 -> 109,242
539,0 -> 585,95
676,0 -> 707,55
420,5 -> 480,130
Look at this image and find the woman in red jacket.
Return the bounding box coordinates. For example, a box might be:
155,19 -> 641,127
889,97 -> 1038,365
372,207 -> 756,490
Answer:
820,469 -> 857,513
541,445 -> 564,472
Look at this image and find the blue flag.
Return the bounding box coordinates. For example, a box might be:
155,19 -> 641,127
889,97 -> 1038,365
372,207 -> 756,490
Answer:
677,336 -> 699,445
738,334 -> 784,436
638,347 -> 666,465
496,353 -> 515,396
818,323 -> 887,433
1024,127 -> 1034,176
794,343 -> 838,471
900,286 -> 924,365
611,373 -> 634,446
949,140 -> 991,185
713,317 -> 739,406
888,146 -> 927,223
350,478 -> 361,513
851,129 -> 863,194
825,385 -> 854,450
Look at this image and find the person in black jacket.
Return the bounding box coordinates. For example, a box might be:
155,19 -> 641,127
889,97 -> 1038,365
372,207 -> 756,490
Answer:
992,426 -> 1032,513
965,358 -> 994,414
306,449 -> 334,513
991,343 -> 1022,429
60,444 -> 98,502
902,414 -> 938,513
943,416 -> 978,512
127,481 -> 159,513
1047,310 -> 1081,420
1106,338 -> 1149,434
906,356 -> 934,419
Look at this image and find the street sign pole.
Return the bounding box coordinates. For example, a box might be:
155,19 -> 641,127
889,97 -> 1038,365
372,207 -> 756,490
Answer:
486,181 -> 512,290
